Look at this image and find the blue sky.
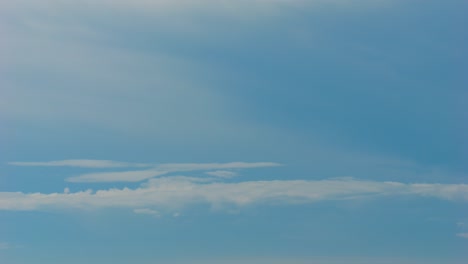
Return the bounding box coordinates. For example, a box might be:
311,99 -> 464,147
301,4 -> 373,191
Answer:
0,0 -> 467,263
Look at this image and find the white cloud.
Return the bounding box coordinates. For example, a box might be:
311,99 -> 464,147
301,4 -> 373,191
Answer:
456,233 -> 468,239
60,161 -> 279,182
134,208 -> 161,217
9,160 -> 279,183
1,177 -> 467,212
9,159 -> 150,168
205,170 -> 238,178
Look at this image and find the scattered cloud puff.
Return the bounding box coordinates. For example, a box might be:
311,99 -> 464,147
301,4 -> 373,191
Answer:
10,160 -> 280,182
206,170 -> 238,178
456,233 -> 468,239
1,177 -> 467,213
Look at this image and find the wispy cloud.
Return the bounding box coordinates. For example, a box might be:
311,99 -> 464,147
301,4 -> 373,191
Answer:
56,161 -> 279,182
66,169 -> 169,183
9,160 -> 279,182
205,170 -> 238,178
1,0 -> 308,14
157,162 -> 280,171
9,159 -> 151,168
1,177 -> 467,212
456,221 -> 468,239
133,208 -> 161,218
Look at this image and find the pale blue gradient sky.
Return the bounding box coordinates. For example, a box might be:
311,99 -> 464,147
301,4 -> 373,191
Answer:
0,1 -> 467,263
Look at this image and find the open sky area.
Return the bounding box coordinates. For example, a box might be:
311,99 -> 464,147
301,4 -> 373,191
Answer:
1,0 -> 467,263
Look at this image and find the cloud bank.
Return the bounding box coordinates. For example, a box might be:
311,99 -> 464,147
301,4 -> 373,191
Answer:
1,177 -> 467,212
5,160 -> 467,214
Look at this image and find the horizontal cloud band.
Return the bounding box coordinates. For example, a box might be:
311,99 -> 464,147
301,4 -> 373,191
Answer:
1,178 -> 467,212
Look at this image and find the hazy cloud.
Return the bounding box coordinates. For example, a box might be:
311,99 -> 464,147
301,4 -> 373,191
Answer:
67,170 -> 169,183
205,170 -> 238,178
134,208 -> 161,217
1,177 -> 467,212
9,159 -> 151,168
60,161 -> 279,182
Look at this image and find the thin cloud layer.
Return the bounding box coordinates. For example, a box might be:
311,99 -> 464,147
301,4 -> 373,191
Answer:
206,170 -> 238,178
9,160 -> 280,182
66,162 -> 279,182
1,0 -> 307,13
66,169 -> 169,183
9,160 -> 150,168
133,208 -> 161,217
156,162 -> 281,171
1,177 -> 467,212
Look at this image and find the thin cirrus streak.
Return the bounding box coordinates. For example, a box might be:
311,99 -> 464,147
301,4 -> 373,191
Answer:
205,170 -> 238,178
8,160 -> 151,168
66,170 -> 170,183
133,208 -> 161,217
9,160 -> 281,182
67,162 -> 281,182
9,160 -> 281,169
0,0 -> 308,12
1,177 -> 467,212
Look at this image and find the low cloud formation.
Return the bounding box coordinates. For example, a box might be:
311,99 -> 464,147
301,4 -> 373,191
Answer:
1,177 -> 467,212
456,233 -> 468,239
